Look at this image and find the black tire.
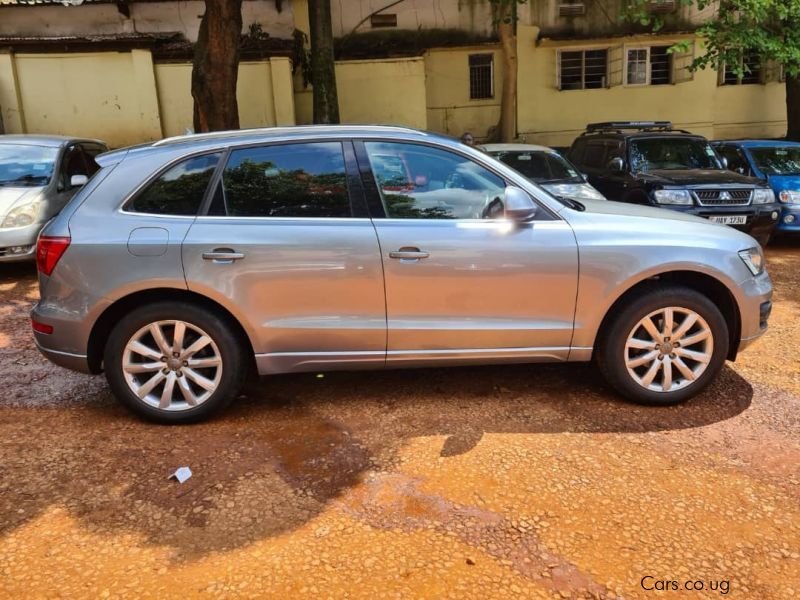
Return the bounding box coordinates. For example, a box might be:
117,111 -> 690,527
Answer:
104,301 -> 247,423
596,285 -> 729,406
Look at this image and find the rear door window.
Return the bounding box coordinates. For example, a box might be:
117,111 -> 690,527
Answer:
127,152 -> 221,215
216,142 -> 352,218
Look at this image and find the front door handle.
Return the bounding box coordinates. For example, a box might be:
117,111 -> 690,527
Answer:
389,247 -> 430,261
202,249 -> 245,263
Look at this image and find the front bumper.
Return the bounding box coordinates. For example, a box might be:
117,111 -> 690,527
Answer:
735,270 -> 773,354
660,203 -> 780,239
0,221 -> 43,262
774,204 -> 800,233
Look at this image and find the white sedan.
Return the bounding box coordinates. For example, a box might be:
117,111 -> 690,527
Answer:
482,143 -> 606,202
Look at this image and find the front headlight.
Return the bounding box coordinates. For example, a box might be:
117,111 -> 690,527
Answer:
778,190 -> 800,204
653,189 -> 693,205
753,189 -> 775,204
739,247 -> 764,276
1,200 -> 42,229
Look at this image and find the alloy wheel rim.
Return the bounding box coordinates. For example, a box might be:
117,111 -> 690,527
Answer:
624,306 -> 714,393
122,320 -> 223,411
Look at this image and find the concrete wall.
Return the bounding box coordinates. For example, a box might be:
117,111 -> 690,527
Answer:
0,1 -> 294,42
515,26 -> 787,146
329,0 -> 494,36
11,50 -> 162,147
425,45 -> 503,139
0,50 -> 294,147
294,57 -> 427,129
155,58 -> 295,138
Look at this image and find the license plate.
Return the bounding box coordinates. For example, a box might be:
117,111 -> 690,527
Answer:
708,215 -> 747,225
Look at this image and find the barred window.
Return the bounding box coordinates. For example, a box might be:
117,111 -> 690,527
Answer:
650,46 -> 672,85
558,49 -> 608,90
723,51 -> 762,85
469,54 -> 494,99
625,46 -> 673,86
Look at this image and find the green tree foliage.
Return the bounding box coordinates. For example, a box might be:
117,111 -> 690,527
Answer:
628,0 -> 800,78
627,0 -> 800,138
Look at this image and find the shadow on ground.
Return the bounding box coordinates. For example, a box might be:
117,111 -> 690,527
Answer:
0,360 -> 752,559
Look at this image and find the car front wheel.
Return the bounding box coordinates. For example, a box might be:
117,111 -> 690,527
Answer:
597,286 -> 729,405
104,302 -> 246,423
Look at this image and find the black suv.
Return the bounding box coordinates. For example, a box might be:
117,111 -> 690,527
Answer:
566,122 -> 779,245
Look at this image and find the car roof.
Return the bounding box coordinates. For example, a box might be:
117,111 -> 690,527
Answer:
481,143 -> 556,153
0,134 -> 104,147
98,125 -> 463,167
714,139 -> 800,148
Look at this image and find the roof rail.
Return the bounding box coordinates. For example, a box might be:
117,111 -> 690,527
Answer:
151,124 -> 424,147
584,121 -> 674,134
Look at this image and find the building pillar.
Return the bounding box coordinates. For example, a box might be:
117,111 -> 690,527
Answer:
0,50 -> 26,134
270,57 -> 296,125
130,48 -> 164,139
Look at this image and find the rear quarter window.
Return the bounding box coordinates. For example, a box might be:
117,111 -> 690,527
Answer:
126,153 -> 222,216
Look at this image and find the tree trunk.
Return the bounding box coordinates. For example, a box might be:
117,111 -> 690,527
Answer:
490,2 -> 517,142
308,0 -> 340,124
192,0 -> 243,133
786,75 -> 800,141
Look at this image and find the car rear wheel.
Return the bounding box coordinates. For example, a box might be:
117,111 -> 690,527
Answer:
104,302 -> 246,423
597,286 -> 729,406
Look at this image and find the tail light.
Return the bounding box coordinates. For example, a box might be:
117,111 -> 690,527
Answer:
31,318 -> 54,334
36,235 -> 71,276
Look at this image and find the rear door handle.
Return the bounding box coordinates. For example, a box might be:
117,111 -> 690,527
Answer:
389,247 -> 430,261
202,249 -> 245,263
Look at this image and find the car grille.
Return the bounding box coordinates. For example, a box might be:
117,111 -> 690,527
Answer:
692,189 -> 752,206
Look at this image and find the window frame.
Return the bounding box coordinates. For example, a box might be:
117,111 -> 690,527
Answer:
197,138 -> 370,220
352,138 -> 559,222
557,47 -> 612,91
468,53 -> 495,100
120,149 -> 225,218
624,47 -> 651,87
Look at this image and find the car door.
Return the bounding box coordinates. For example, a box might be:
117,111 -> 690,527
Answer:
577,139 -> 614,197
355,140 -> 579,365
182,140 -> 387,374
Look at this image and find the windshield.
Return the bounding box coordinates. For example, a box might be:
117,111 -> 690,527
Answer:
0,144 -> 59,186
629,138 -> 721,172
491,150 -> 583,183
749,146 -> 800,176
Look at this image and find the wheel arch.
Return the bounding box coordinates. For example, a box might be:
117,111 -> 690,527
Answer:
86,288 -> 257,373
592,270 -> 741,362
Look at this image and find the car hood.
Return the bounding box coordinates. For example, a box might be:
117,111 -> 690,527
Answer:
573,198 -> 707,223
638,169 -> 765,187
0,186 -> 43,218
764,173 -> 800,192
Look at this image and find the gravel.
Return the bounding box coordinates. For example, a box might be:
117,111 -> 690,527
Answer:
1,245 -> 798,598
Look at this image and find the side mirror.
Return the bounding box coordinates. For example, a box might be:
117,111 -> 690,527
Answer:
608,157 -> 624,173
70,174 -> 88,188
719,156 -> 729,170
503,186 -> 538,221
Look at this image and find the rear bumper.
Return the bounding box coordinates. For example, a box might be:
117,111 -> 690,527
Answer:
33,338 -> 92,373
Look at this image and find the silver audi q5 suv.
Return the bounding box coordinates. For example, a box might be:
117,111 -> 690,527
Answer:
32,126 -> 772,423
